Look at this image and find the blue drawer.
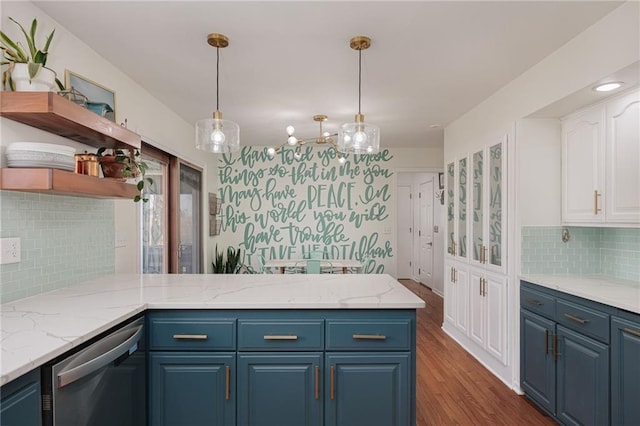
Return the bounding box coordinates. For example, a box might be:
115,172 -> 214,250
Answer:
326,319 -> 411,350
521,286 -> 556,319
149,316 -> 236,350
238,320 -> 324,350
556,299 -> 609,344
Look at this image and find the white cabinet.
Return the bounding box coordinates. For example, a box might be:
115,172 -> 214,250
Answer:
605,90 -> 640,223
444,260 -> 468,334
469,268 -> 507,364
470,136 -> 507,274
444,128 -> 510,369
562,88 -> 640,225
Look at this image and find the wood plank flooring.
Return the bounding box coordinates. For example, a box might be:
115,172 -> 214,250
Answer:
399,279 -> 555,426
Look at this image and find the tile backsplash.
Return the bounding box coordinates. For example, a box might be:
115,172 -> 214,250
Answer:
0,191 -> 115,303
521,226 -> 640,281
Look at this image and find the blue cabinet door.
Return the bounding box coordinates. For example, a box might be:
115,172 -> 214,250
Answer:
237,353 -> 322,426
520,310 -> 556,415
325,352 -> 411,426
611,316 -> 640,426
149,352 -> 235,426
556,325 -> 609,426
0,370 -> 41,426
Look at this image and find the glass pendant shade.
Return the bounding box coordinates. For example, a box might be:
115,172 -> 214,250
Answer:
196,116 -> 240,153
338,119 -> 380,154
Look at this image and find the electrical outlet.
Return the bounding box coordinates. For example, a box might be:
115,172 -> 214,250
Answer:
115,231 -> 127,248
0,237 -> 21,264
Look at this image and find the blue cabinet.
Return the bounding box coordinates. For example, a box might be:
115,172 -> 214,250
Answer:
520,281 -> 612,425
149,352 -> 236,426
0,370 -> 41,426
237,353 -> 322,426
556,325 -> 609,426
325,352 -> 410,426
520,309 -> 556,414
148,310 -> 416,426
611,314 -> 640,426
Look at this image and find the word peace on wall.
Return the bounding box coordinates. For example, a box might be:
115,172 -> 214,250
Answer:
217,146 -> 395,272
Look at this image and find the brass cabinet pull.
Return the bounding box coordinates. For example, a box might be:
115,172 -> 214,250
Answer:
330,366 -> 335,400
544,330 -> 549,354
483,278 -> 487,296
263,335 -> 298,340
553,334 -> 560,360
623,328 -> 640,338
353,334 -> 387,340
452,242 -> 457,256
564,313 -> 589,324
315,366 -> 320,400
483,246 -> 488,264
453,268 -> 457,283
172,334 -> 208,340
450,267 -> 454,283
525,298 -> 542,307
225,366 -> 230,400
479,278 -> 483,296
594,190 -> 601,215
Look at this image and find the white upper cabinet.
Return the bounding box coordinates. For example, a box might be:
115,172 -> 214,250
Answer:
470,136 -> 507,274
562,88 -> 640,225
605,90 -> 640,223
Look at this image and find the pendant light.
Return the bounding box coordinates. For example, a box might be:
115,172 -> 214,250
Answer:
338,36 -> 380,155
195,33 -> 240,153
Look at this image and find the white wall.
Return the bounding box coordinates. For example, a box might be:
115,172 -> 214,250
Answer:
1,1 -> 219,273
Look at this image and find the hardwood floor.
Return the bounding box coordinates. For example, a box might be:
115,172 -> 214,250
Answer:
399,279 -> 555,426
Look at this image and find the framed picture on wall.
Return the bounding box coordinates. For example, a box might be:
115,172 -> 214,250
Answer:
438,172 -> 444,189
65,70 -> 116,122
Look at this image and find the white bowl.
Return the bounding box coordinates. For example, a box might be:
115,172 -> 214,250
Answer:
6,142 -> 76,156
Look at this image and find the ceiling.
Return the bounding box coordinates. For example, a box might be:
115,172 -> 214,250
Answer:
34,1 -> 621,149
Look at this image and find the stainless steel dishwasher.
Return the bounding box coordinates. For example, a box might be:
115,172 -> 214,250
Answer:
41,316 -> 146,426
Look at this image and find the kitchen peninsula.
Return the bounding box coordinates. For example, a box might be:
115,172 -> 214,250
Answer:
1,273 -> 424,425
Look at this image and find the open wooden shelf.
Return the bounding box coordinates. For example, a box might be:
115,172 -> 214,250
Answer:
0,168 -> 139,199
0,92 -> 141,150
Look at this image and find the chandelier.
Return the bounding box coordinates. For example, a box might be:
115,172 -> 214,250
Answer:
195,33 -> 240,153
267,115 -> 347,164
338,36 -> 380,154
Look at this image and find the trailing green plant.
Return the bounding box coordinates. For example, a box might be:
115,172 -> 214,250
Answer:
96,147 -> 154,203
211,245 -> 243,274
0,16 -> 64,90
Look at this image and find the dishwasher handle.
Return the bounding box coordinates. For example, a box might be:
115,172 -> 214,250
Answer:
57,324 -> 144,388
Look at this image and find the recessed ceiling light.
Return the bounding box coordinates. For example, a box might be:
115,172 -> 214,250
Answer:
429,124 -> 441,129
593,81 -> 624,92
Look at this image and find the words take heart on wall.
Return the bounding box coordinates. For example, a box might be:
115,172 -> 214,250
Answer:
217,146 -> 396,272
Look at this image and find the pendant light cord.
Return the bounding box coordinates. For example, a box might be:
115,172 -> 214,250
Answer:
216,46 -> 220,112
358,48 -> 362,115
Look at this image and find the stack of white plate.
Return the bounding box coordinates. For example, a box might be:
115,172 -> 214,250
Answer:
6,142 -> 76,171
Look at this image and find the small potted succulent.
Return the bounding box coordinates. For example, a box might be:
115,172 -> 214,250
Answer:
0,16 -> 63,91
96,147 -> 154,203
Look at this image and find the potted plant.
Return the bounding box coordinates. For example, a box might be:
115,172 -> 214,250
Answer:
0,16 -> 63,91
211,245 -> 243,274
96,147 -> 153,203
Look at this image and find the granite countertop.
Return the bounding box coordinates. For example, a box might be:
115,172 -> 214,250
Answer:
0,273 -> 424,386
520,274 -> 640,315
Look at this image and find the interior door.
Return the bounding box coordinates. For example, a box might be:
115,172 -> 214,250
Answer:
396,185 -> 413,278
419,178 -> 434,285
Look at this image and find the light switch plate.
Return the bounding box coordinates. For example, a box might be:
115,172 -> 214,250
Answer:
115,231 -> 127,248
0,237 -> 21,264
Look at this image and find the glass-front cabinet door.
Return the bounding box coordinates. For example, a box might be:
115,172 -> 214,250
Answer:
488,142 -> 505,269
446,161 -> 456,256
458,157 -> 468,258
470,137 -> 506,272
471,150 -> 484,264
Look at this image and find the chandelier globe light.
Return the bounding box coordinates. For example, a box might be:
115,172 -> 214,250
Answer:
196,33 -> 240,154
338,36 -> 380,155
268,115 -> 347,165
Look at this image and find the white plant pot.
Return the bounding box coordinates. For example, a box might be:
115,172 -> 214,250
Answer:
10,63 -> 56,91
